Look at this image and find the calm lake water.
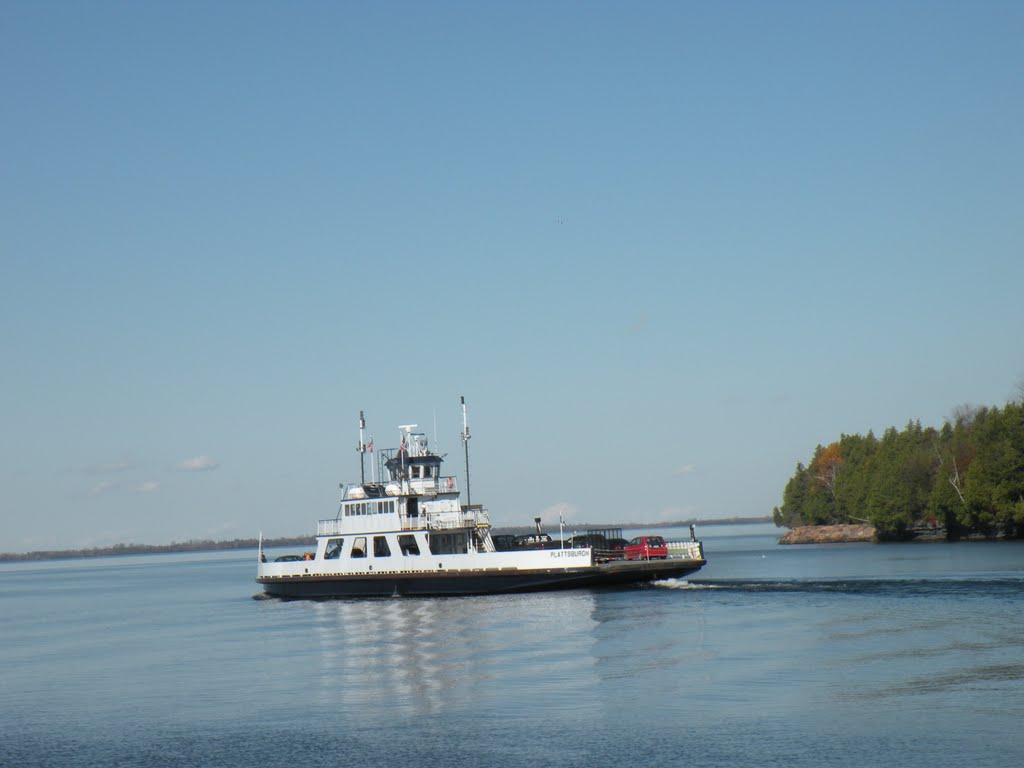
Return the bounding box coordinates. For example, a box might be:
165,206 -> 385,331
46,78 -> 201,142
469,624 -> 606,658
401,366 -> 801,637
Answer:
2,523 -> 1023,767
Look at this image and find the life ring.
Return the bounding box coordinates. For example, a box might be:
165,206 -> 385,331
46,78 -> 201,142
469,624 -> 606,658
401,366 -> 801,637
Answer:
446,477 -> 454,490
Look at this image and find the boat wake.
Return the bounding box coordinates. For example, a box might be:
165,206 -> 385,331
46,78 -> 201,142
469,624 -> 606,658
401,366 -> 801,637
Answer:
653,577 -> 1024,598
652,578 -> 717,590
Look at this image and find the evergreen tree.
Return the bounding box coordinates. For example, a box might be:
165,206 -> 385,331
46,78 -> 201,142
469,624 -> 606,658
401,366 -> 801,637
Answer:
774,462 -> 811,528
834,432 -> 878,523
964,404 -> 1024,536
866,427 -> 916,536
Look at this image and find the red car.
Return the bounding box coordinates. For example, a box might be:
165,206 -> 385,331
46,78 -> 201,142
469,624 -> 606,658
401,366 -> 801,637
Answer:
624,535 -> 668,560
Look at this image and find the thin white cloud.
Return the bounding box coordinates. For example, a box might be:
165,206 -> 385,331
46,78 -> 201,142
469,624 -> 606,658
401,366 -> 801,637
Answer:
541,502 -> 578,526
178,455 -> 220,472
135,481 -> 160,493
89,479 -> 118,496
673,464 -> 697,477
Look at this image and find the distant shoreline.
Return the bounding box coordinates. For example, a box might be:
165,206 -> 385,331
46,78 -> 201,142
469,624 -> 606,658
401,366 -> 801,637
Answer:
0,517 -> 772,562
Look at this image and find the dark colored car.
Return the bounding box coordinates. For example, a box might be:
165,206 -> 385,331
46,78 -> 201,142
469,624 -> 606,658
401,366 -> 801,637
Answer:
624,535 -> 668,560
565,533 -> 608,549
514,533 -> 553,549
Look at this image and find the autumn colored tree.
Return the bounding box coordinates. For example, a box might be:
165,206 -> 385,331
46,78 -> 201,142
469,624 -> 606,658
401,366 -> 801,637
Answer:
810,442 -> 843,503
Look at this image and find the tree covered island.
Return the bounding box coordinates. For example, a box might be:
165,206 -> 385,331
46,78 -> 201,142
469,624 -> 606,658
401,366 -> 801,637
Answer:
773,400 -> 1024,541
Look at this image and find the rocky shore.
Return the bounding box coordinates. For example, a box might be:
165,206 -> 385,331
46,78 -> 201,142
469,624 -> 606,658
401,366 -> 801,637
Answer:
778,524 -> 877,544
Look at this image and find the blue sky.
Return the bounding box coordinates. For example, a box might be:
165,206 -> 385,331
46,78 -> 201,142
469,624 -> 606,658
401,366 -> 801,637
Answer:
2,2 -> 1022,552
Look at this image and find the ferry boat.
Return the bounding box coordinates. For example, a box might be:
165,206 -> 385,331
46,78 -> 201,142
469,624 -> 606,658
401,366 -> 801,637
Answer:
256,402 -> 706,598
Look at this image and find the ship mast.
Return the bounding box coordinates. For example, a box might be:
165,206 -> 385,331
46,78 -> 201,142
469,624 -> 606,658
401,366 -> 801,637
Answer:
461,395 -> 471,505
358,410 -> 366,484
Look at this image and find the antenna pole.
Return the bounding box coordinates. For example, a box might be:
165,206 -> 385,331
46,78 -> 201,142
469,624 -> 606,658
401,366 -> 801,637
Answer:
358,411 -> 366,484
461,396 -> 471,505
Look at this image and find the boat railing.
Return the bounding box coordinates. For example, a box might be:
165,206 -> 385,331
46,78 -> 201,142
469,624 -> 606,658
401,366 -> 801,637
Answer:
408,475 -> 459,494
666,540 -> 704,560
424,510 -> 489,530
341,475 -> 459,498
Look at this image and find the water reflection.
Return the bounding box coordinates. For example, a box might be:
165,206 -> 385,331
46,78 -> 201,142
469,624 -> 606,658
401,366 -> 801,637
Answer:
298,591 -> 608,720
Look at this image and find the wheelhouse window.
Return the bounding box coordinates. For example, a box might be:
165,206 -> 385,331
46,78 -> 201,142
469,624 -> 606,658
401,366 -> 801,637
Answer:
398,535 -> 420,556
324,538 -> 344,559
373,536 -> 391,557
351,537 -> 367,558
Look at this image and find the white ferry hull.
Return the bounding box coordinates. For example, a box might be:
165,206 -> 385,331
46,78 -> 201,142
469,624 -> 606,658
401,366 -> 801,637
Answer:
257,557 -> 706,598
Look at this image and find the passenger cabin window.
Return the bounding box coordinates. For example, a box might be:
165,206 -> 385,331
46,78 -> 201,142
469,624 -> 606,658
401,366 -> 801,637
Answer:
351,537 -> 367,558
428,532 -> 467,555
324,538 -> 344,559
373,536 -> 391,557
398,535 -> 420,556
